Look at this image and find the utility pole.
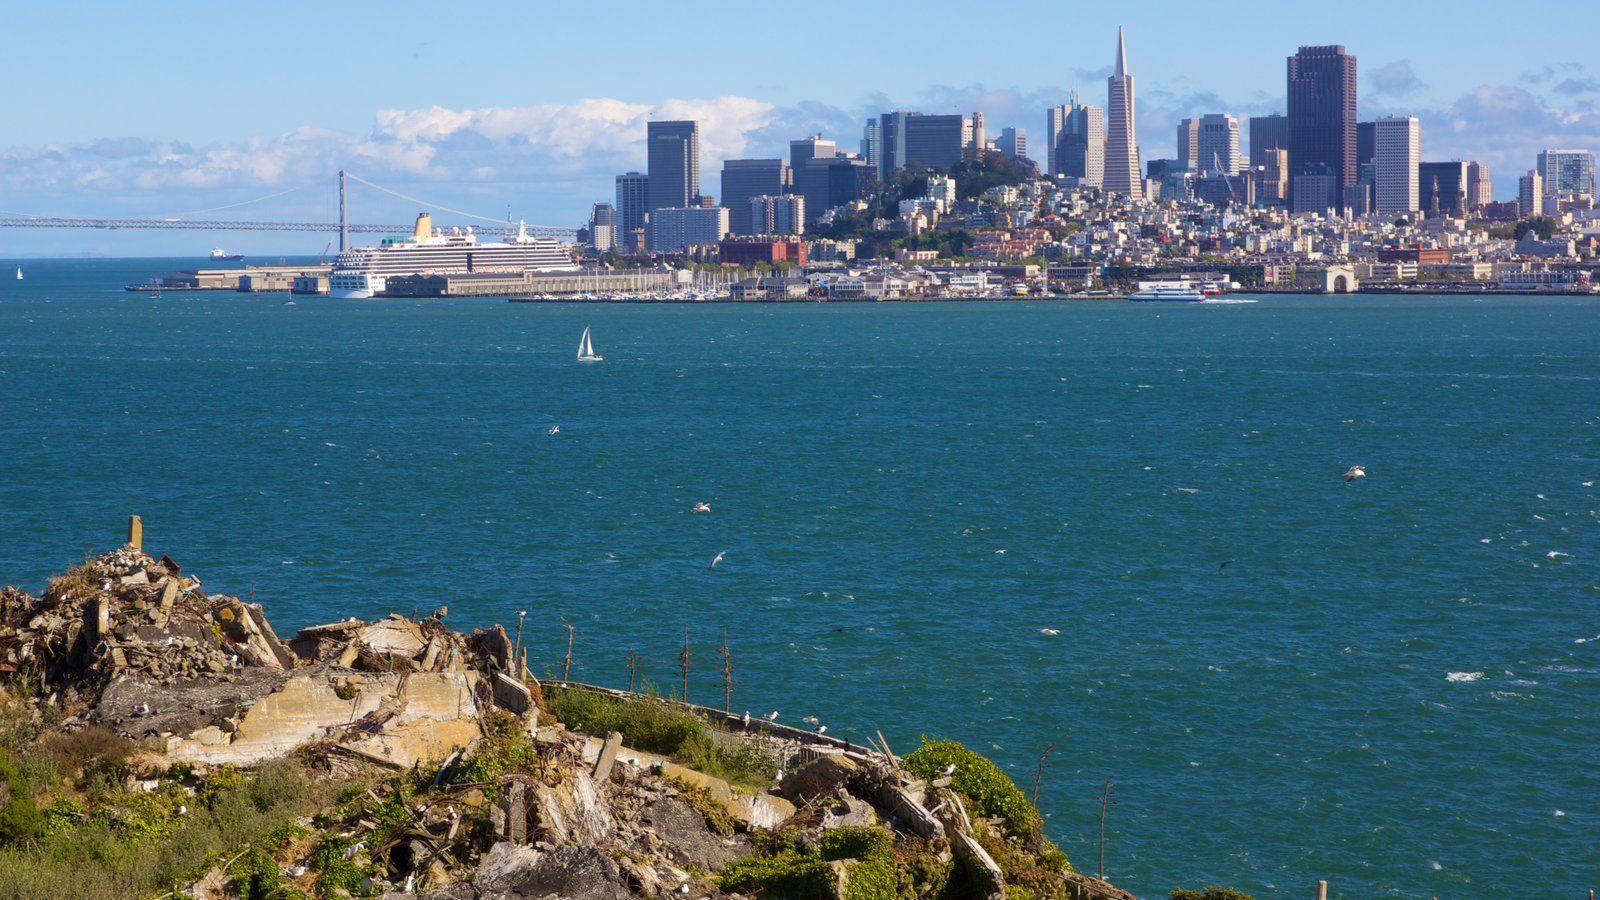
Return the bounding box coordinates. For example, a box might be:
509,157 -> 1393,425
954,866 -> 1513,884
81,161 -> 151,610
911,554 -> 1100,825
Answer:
625,649 -> 640,693
715,629 -> 734,714
561,623 -> 574,682
1094,777 -> 1116,883
676,626 -> 692,704
338,169 -> 347,253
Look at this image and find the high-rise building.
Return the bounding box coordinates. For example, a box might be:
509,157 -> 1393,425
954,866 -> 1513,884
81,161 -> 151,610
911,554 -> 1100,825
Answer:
1537,149 -> 1596,197
1248,114 -> 1288,168
1420,161 -> 1469,216
1196,114 -> 1241,175
1356,121 -> 1376,169
790,135 -> 836,174
1046,106 -> 1067,175
1466,161 -> 1492,210
795,156 -> 875,223
908,114 -> 966,172
1256,147 -> 1290,205
647,206 -> 728,253
861,119 -> 881,171
588,202 -> 616,252
1519,170 -> 1543,217
997,127 -> 1027,161
720,159 -> 788,235
1104,27 -> 1142,197
647,120 -> 700,213
614,172 -> 649,250
1373,116 -> 1420,215
748,195 -> 805,235
1287,45 -> 1358,212
1176,119 -> 1200,171
878,111 -> 966,176
1053,97 -> 1105,187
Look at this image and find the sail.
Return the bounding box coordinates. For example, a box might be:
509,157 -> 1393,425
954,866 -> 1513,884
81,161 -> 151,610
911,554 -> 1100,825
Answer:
578,327 -> 591,359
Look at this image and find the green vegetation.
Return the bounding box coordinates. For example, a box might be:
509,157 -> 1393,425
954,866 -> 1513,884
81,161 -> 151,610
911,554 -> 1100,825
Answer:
666,776 -> 734,836
1171,888 -> 1254,900
445,709 -> 541,784
0,686 -> 336,900
718,826 -> 902,900
547,686 -> 777,791
1515,215 -> 1560,240
903,739 -> 1043,847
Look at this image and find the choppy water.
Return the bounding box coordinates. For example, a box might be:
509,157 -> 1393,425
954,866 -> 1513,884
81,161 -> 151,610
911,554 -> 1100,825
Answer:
3,258 -> 1598,897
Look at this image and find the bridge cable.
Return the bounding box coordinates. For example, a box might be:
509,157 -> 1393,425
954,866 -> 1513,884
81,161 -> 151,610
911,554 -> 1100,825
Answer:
343,172 -> 508,225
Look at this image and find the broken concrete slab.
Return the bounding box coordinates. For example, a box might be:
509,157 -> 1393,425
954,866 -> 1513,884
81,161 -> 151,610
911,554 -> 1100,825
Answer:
530,770 -> 614,846
161,669 -> 482,769
592,732 -> 622,782
492,672 -> 533,716
661,761 -> 796,830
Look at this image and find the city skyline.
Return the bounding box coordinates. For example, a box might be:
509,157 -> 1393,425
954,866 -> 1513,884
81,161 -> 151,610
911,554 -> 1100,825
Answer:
5,3 -> 1600,253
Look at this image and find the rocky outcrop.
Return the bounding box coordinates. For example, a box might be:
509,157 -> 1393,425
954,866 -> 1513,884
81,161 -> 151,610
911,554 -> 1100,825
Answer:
0,547 -> 536,773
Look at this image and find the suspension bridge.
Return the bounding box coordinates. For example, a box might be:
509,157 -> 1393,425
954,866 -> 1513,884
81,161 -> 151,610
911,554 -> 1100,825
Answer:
0,171 -> 580,247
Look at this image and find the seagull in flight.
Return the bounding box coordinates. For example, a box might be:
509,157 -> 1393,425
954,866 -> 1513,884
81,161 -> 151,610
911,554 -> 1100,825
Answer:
692,502 -> 711,513
709,551 -> 726,570
548,425 -> 560,436
1039,628 -> 1060,636
1342,465 -> 1366,482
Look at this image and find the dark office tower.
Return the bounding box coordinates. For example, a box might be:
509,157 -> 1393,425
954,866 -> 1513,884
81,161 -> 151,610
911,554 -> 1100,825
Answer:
647,120 -> 700,213
1356,121 -> 1375,168
1287,45 -> 1357,212
615,172 -> 649,249
795,156 -> 876,223
720,159 -> 788,235
1248,114 -> 1288,168
1420,161 -> 1469,216
790,135 -> 836,173
878,111 -> 966,175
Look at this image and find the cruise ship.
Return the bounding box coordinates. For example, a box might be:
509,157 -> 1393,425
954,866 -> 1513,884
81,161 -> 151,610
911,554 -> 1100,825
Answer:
328,213 -> 576,298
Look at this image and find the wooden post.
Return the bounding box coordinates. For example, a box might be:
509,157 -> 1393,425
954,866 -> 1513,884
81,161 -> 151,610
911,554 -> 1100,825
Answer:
561,624 -> 574,682
625,649 -> 640,693
127,515 -> 142,551
715,629 -> 734,714
1315,880 -> 1327,900
677,626 -> 692,704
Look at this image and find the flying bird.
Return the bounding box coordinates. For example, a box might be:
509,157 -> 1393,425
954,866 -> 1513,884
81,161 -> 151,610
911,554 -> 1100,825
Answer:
1039,628 -> 1060,636
1343,465 -> 1366,482
548,425 -> 560,436
803,715 -> 819,725
709,551 -> 726,570
692,502 -> 712,513
994,549 -> 1007,555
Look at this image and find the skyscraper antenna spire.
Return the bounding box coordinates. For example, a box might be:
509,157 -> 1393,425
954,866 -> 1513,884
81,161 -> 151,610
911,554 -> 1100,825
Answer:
1115,26 -> 1128,77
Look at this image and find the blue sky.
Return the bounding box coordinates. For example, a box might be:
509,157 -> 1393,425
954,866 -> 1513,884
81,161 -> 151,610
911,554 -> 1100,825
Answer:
4,0 -> 1598,255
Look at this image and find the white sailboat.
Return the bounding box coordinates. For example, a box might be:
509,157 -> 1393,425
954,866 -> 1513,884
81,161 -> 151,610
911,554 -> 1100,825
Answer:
577,326 -> 603,362
14,267 -> 21,281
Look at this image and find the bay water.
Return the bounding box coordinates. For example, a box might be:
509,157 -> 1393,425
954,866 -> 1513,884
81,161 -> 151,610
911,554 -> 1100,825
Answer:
2,259 -> 1597,896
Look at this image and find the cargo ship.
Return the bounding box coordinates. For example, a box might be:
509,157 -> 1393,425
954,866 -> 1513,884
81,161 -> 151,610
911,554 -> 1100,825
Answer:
328,213 -> 576,299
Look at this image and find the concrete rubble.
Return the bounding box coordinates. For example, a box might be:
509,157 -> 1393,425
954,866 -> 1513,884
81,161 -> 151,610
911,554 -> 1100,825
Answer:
4,541 -> 1140,900
0,547 -> 530,772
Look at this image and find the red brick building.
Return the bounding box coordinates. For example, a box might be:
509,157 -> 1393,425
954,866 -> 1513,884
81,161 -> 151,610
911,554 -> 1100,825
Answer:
719,238 -> 807,267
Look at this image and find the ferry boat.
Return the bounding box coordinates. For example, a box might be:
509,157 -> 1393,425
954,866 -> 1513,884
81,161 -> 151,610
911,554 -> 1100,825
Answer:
209,248 -> 244,261
328,213 -> 575,299
1128,283 -> 1204,301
